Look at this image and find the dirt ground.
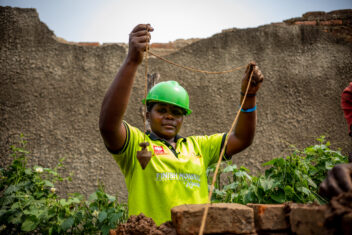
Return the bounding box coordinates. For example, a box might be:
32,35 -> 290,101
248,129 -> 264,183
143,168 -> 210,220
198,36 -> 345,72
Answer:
111,214 -> 176,235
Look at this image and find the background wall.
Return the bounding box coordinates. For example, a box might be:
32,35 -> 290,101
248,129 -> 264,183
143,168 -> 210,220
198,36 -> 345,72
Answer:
1,7 -> 351,201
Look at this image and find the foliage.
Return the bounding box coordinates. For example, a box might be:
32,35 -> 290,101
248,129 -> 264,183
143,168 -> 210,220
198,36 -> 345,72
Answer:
208,136 -> 348,204
0,134 -> 128,234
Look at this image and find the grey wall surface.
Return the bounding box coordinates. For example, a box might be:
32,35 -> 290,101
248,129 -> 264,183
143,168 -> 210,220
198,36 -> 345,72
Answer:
1,7 -> 351,201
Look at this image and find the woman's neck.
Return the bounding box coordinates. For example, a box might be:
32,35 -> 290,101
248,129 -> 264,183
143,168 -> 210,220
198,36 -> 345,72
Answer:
151,131 -> 176,147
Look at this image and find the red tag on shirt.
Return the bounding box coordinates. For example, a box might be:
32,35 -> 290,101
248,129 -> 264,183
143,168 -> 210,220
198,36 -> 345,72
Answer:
153,145 -> 166,155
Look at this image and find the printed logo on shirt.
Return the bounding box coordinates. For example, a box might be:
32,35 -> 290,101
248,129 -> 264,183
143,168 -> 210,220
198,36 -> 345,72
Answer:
155,172 -> 201,189
153,145 -> 166,155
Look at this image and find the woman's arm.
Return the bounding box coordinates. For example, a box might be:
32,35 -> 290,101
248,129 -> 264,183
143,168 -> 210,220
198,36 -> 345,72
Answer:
99,24 -> 153,152
226,62 -> 264,156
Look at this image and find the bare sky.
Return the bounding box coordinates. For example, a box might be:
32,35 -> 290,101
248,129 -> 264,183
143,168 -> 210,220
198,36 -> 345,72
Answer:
1,0 -> 351,43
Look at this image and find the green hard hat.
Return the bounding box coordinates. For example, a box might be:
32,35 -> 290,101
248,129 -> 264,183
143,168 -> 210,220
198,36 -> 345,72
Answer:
144,81 -> 192,115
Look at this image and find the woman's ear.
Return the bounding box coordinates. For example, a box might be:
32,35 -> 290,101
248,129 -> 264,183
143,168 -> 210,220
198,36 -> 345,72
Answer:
146,111 -> 150,122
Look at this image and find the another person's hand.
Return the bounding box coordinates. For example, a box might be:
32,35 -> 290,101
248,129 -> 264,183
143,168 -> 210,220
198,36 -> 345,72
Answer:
241,62 -> 264,95
319,163 -> 352,200
127,24 -> 154,65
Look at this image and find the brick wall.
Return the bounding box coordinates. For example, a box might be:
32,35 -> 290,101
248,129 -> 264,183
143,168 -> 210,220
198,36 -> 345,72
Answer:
283,9 -> 352,43
111,200 -> 352,234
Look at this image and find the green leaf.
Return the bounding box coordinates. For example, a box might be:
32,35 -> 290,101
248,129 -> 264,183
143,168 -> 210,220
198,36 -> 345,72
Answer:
61,216 -> 74,231
223,182 -> 239,191
243,190 -> 256,204
223,164 -> 237,173
107,194 -> 116,203
270,191 -> 285,203
307,178 -> 317,188
49,227 -> 53,235
24,168 -> 32,175
89,192 -> 98,202
109,213 -> 119,225
10,202 -> 20,210
4,185 -> 19,195
0,209 -> 7,218
43,180 -> 54,188
98,211 -> 107,223
259,178 -> 274,191
101,224 -> 110,235
67,197 -> 80,205
21,216 -> 38,232
59,199 -> 69,206
294,169 -> 302,179
234,171 -> 252,180
9,213 -> 23,225
75,211 -> 84,222
284,185 -> 294,194
297,186 -> 311,195
262,158 -> 277,166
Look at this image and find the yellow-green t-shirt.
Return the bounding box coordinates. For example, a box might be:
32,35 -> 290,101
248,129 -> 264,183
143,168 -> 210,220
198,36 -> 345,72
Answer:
111,122 -> 227,225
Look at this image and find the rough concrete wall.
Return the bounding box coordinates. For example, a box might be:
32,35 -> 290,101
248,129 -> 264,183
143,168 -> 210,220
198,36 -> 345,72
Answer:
1,7 -> 351,201
0,7 -> 128,200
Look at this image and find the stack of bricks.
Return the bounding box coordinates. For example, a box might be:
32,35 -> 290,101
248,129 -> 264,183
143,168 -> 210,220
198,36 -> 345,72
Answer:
283,9 -> 352,43
170,202 -> 351,235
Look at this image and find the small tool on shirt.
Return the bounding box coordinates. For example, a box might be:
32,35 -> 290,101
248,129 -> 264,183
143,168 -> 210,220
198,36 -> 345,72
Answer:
137,142 -> 152,169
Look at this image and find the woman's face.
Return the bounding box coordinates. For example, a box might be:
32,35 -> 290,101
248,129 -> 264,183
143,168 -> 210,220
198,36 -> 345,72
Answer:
147,102 -> 184,141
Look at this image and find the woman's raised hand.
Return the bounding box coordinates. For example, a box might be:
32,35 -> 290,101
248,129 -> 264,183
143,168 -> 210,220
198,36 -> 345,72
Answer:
127,24 -> 154,65
241,62 -> 264,95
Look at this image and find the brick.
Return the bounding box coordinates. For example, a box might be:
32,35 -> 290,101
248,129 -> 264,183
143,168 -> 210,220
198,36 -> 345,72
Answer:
171,203 -> 255,235
289,204 -> 334,235
151,42 -> 174,49
109,229 -> 117,235
320,20 -> 343,26
77,42 -> 100,46
247,204 -> 289,231
302,11 -> 326,18
294,21 -> 317,25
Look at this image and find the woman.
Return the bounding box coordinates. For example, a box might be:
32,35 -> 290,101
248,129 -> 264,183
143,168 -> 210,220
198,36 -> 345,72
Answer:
99,24 -> 264,225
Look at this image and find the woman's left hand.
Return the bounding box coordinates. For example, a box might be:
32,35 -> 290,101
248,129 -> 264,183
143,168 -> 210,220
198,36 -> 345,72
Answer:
241,61 -> 264,95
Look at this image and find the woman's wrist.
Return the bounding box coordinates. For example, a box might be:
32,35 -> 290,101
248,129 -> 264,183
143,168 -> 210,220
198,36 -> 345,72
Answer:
240,105 -> 257,112
240,91 -> 256,110
240,91 -> 256,97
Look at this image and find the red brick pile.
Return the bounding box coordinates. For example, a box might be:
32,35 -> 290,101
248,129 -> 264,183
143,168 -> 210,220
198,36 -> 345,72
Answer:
110,192 -> 352,234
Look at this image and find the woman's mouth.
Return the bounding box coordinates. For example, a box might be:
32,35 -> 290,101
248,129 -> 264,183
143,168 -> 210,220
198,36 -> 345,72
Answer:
162,123 -> 175,129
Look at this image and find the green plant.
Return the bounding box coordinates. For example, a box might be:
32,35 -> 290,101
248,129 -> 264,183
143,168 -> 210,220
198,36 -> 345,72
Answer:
207,162 -> 254,203
208,136 -> 348,204
0,134 -> 127,234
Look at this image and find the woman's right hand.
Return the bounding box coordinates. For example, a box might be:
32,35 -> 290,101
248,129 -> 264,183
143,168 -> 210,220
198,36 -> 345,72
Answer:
127,24 -> 154,65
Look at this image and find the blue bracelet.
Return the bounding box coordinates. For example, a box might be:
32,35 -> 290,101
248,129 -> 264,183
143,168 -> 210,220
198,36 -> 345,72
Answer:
240,105 -> 257,113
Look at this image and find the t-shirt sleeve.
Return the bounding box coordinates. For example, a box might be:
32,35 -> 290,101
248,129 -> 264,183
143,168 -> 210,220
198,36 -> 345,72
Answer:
194,133 -> 228,168
341,84 -> 352,134
110,121 -> 145,176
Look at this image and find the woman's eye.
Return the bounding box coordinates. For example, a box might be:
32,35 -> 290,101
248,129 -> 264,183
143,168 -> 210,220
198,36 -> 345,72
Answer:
157,108 -> 167,113
171,110 -> 183,116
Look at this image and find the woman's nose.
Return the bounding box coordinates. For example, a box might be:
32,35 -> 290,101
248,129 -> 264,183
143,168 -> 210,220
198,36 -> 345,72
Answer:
165,112 -> 174,119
